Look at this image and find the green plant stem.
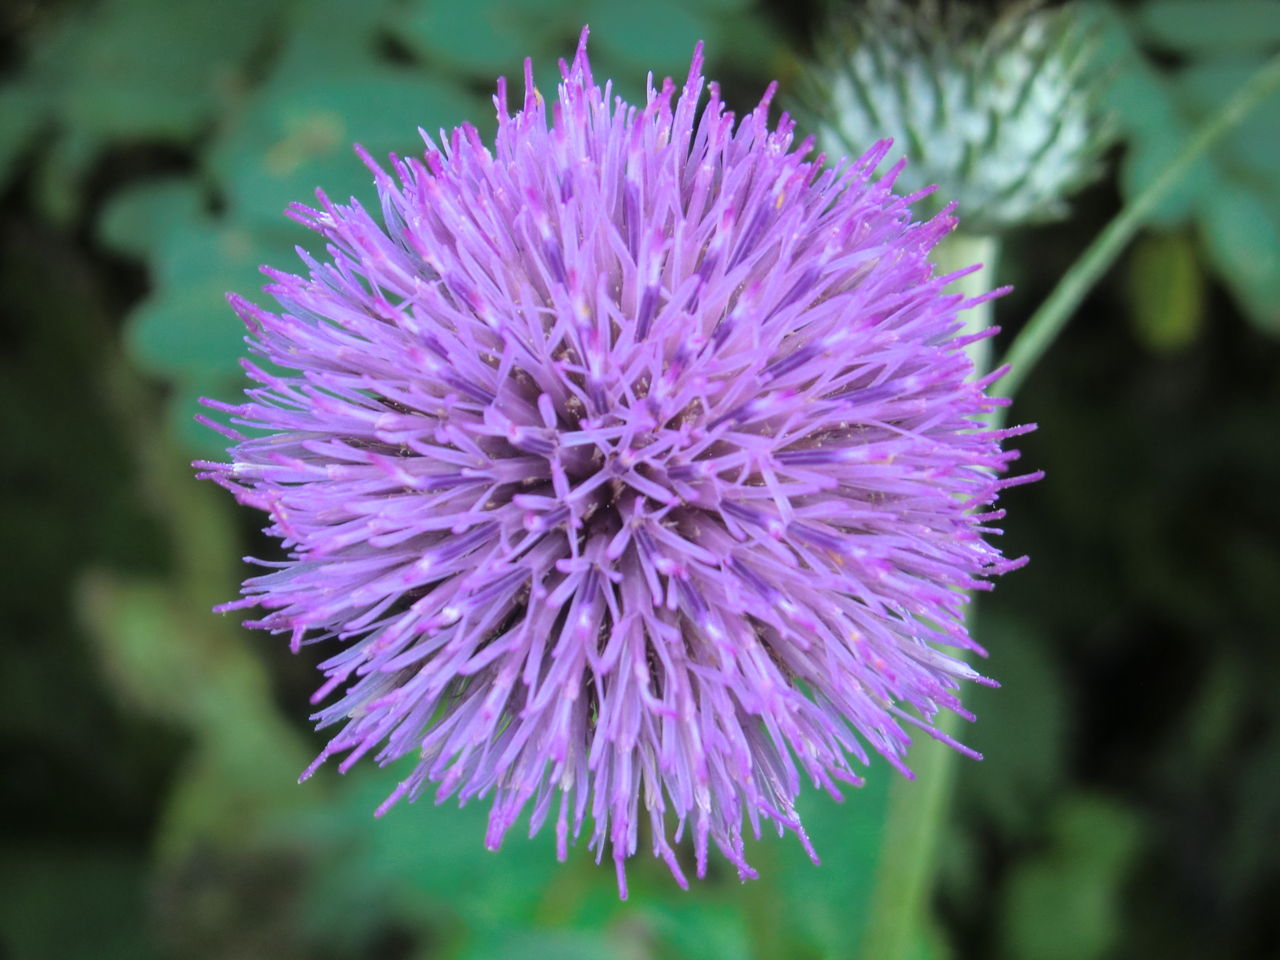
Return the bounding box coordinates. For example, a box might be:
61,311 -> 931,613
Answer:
995,50 -> 1280,403
943,233 -> 1001,374
858,234 -> 997,960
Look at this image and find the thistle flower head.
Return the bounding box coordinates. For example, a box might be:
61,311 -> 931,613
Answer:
198,29 -> 1034,896
799,0 -> 1111,233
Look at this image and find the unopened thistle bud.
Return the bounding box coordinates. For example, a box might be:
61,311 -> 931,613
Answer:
798,0 -> 1111,233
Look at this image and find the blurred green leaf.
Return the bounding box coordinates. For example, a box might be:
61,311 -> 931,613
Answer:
1199,179 -> 1280,331
638,899 -> 754,960
754,770 -> 893,959
390,0 -> 576,76
75,569 -> 302,738
78,573 -> 210,725
29,0 -> 283,143
1103,59 -> 1178,143
172,373 -> 252,460
97,177 -> 207,259
109,186 -> 303,457
1133,0 -> 1280,53
1093,0 -> 1210,226
77,570 -> 312,859
960,614 -> 1069,838
1223,721 -> 1280,901
457,927 -> 624,960
1126,230 -> 1205,352
999,795 -> 1144,960
529,842 -> 760,959
707,8 -> 785,86
268,0 -> 400,85
680,0 -> 756,11
0,83 -> 43,192
287,762 -> 565,943
1168,651 -> 1245,776
1101,4 -> 1280,335
31,126 -> 98,226
208,72 -> 480,224
157,738 -> 315,864
589,0 -> 712,77
0,847 -> 156,960
284,753 -> 891,960
937,826 -> 983,929
1107,65 -> 1213,227
1174,54 -> 1280,331
1179,55 -> 1280,184
123,216 -> 298,379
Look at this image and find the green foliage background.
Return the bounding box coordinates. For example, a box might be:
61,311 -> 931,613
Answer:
1,0 -> 1278,958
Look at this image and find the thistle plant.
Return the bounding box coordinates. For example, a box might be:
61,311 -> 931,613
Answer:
188,0 -> 1280,936
198,29 -> 1037,896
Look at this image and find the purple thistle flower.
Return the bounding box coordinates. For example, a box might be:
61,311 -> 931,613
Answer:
197,29 -> 1036,897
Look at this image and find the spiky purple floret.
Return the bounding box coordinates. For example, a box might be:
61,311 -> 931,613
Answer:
197,30 -> 1035,896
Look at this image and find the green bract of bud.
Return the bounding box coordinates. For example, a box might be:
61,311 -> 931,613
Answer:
796,0 -> 1112,234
